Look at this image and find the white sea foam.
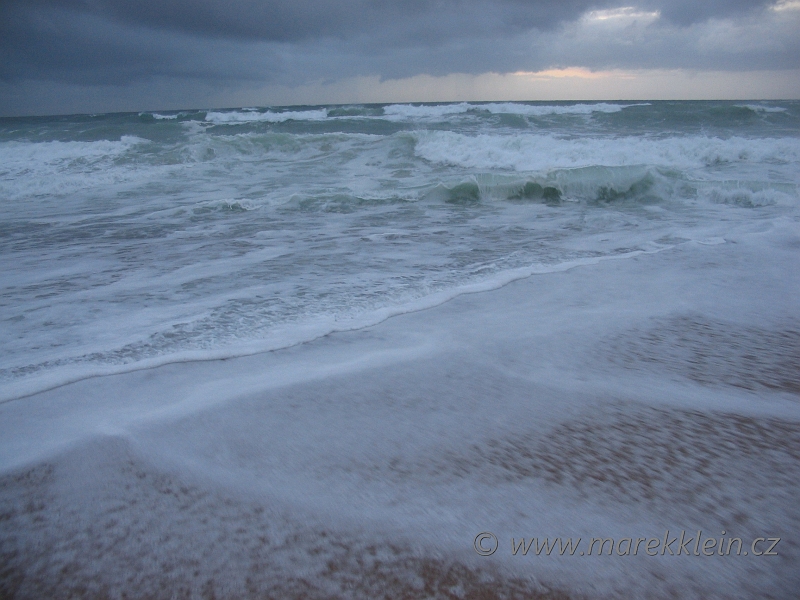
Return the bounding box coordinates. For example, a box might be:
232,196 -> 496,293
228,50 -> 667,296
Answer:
0,136 -> 148,199
0,247 -> 671,403
0,136 -> 145,169
2,228 -> 799,599
2,101 -> 798,405
479,102 -> 650,116
2,101 -> 800,599
204,109 -> 328,124
382,102 -> 474,119
737,104 -> 789,113
381,101 -> 647,120
412,131 -> 800,172
705,187 -> 791,207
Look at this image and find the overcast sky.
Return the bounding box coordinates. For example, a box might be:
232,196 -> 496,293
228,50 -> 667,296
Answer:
1,0 -> 799,115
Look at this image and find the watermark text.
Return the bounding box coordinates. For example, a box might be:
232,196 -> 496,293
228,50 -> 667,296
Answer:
474,531 -> 780,557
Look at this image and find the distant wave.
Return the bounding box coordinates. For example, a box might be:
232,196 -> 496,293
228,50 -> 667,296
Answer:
382,103 -> 474,119
204,109 -> 328,124
381,102 -> 648,120
736,104 -> 788,113
480,102 -> 650,116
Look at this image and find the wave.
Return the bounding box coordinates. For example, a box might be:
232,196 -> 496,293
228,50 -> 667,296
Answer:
382,103 -> 474,120
204,109 -> 328,124
0,136 -> 148,199
0,247 -> 668,404
0,130 -> 391,201
480,102 -> 650,116
381,102 -> 647,120
196,102 -> 650,124
736,104 -> 788,114
412,131 -> 800,172
327,105 -> 386,118
0,135 -> 146,165
424,168 -> 647,205
704,184 -> 796,207
424,168 -> 797,208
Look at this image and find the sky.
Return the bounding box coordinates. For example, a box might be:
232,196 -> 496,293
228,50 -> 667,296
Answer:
1,0 -> 799,116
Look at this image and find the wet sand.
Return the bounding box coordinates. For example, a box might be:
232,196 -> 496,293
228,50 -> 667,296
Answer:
2,227 -> 799,599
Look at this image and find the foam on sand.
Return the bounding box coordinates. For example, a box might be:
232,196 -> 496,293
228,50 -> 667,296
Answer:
1,223 -> 799,599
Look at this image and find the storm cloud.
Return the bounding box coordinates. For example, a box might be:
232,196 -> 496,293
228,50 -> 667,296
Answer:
4,0 -> 619,45
1,0 -> 797,114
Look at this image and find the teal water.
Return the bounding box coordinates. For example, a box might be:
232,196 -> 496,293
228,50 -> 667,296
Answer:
1,100 -> 798,397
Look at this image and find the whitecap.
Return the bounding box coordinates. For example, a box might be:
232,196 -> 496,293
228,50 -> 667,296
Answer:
412,131 -> 800,172
381,103 -> 473,120
380,102 -> 648,120
479,102 -> 650,116
736,104 -> 788,113
204,109 -> 328,124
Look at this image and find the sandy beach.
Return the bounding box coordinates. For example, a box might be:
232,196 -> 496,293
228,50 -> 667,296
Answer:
2,221 -> 799,599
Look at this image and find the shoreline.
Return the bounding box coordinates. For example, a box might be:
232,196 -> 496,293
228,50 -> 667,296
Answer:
2,230 -> 799,599
0,245 -> 668,406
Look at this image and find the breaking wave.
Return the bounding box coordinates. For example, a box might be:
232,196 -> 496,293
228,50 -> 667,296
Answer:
381,102 -> 647,120
204,109 -> 329,124
412,131 -> 800,172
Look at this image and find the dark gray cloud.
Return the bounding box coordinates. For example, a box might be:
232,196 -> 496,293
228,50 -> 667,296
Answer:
6,0 -> 601,44
1,0 -> 781,80
0,4 -> 286,84
0,0 -> 796,115
9,0 -> 776,43
1,0 -> 619,89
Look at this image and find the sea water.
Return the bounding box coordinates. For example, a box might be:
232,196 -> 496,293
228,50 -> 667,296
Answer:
2,100 -> 800,599
1,101 -> 798,400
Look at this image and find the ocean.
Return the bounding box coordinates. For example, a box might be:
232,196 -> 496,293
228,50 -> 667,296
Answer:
1,100 -> 798,399
1,101 -> 799,598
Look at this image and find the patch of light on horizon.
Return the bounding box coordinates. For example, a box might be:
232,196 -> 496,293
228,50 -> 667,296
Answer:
512,67 -> 632,80
584,6 -> 661,21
